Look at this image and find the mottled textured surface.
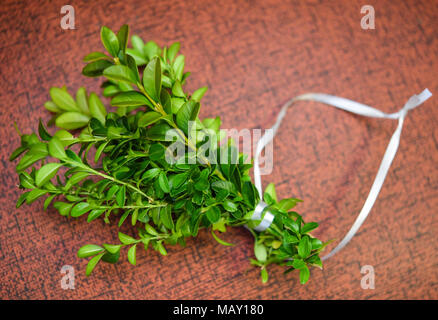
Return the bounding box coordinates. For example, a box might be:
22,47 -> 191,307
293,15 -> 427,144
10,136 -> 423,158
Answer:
0,0 -> 437,300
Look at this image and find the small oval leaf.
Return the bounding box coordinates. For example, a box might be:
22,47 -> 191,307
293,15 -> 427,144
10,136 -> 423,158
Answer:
35,163 -> 62,187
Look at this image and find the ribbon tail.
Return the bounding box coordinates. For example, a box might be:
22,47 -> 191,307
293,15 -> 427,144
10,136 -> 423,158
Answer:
322,116 -> 404,260
251,88 -> 432,261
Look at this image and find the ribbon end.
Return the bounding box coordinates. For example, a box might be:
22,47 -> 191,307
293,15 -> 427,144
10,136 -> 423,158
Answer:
419,88 -> 432,101
404,88 -> 432,112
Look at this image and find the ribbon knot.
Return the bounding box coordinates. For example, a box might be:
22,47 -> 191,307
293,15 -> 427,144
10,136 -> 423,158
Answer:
250,88 -> 432,260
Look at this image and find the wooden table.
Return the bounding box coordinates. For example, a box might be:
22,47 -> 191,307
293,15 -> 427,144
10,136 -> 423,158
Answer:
0,0 -> 437,299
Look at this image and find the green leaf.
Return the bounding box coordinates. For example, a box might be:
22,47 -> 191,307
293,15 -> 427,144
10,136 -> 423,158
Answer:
111,91 -> 150,107
116,185 -> 126,206
138,111 -> 162,127
117,211 -> 130,228
299,265 -> 310,284
301,222 -> 318,234
264,183 -> 277,203
173,55 -> 185,81
48,137 -> 66,159
16,147 -> 48,172
82,59 -> 113,77
283,216 -> 300,234
101,26 -> 119,57
126,52 -> 140,81
87,208 -> 106,222
170,172 -> 188,189
211,230 -> 234,246
284,233 -> 299,244
176,100 -> 200,135
161,75 -> 172,88
131,208 -> 138,225
50,87 -> 79,112
35,163 -> 62,187
118,232 -> 137,245
71,202 -> 92,217
102,251 -> 120,264
65,149 -> 83,163
94,141 -> 108,163
143,41 -> 160,60
26,189 -> 47,204
53,202 -> 73,216
292,259 -> 306,269
86,253 -> 104,276
43,194 -> 56,210
191,86 -> 208,102
38,119 -> 52,141
103,65 -> 137,84
55,112 -> 90,130
65,172 -> 90,190
44,101 -> 61,113
131,35 -> 144,53
211,180 -> 236,194
142,57 -> 161,101
202,117 -> 221,133
171,97 -> 185,113
157,242 -> 167,255
78,244 -> 104,258
127,244 -> 137,265
103,244 -> 122,254
116,24 -> 129,55
142,168 -> 161,180
222,200 -> 238,212
53,130 -> 75,146
160,206 -> 174,229
146,123 -> 173,141
167,42 -> 180,62
308,255 -> 323,269
103,85 -> 120,97
158,171 -> 170,193
76,87 -> 90,115
16,192 -> 30,208
172,81 -> 185,97
10,146 -> 28,161
271,240 -> 282,249
160,90 -> 172,114
194,178 -> 209,191
206,206 -> 221,223
298,236 -> 311,258
145,223 -> 158,236
83,52 -> 110,62
126,48 -> 147,66
242,181 -> 256,206
254,242 -> 267,262
88,93 -> 107,124
275,198 -> 301,212
19,172 -> 35,189
310,238 -> 323,250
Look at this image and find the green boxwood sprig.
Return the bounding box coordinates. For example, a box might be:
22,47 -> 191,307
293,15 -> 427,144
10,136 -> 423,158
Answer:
10,24 -> 329,284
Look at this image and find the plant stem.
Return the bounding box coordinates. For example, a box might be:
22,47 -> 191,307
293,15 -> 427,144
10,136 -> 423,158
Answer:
65,160 -> 153,202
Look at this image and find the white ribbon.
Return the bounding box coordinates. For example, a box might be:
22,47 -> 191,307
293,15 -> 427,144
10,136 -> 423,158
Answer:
251,89 -> 432,260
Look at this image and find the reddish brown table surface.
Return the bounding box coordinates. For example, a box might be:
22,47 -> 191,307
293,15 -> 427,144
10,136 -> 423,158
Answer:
0,0 -> 437,300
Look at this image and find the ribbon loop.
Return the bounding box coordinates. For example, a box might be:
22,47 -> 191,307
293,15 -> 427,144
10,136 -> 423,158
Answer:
250,89 -> 432,260
252,202 -> 275,232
